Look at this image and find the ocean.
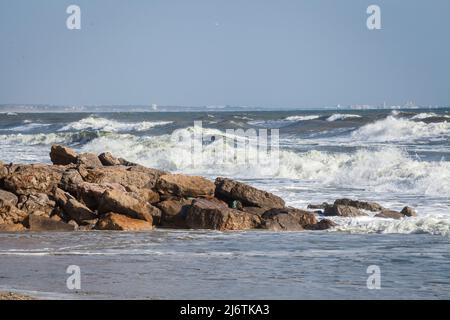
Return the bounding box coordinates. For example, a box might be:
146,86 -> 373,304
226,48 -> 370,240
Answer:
1,108 -> 450,299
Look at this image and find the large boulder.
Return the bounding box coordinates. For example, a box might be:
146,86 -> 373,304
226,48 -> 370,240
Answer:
323,204 -> 367,217
98,189 -> 159,223
63,198 -> 97,223
75,182 -> 126,210
215,178 -> 285,209
50,145 -> 78,165
18,193 -> 55,217
98,152 -> 122,166
82,166 -> 165,190
185,198 -> 261,231
333,199 -> 384,212
306,219 -> 337,230
77,153 -> 103,168
25,214 -> 75,232
261,208 -> 318,231
156,174 -> 215,198
156,198 -> 193,228
125,185 -> 160,204
3,165 -> 63,196
0,190 -> 28,224
96,213 -> 153,231
59,169 -> 85,194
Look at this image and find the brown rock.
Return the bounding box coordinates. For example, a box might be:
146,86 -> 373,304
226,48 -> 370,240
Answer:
324,204 -> 367,217
25,214 -> 75,232
334,199 -> 384,212
375,210 -> 404,220
83,166 -> 165,189
50,144 -> 78,165
156,198 -> 193,228
77,153 -> 103,168
156,174 -> 215,198
125,185 -> 160,204
3,164 -> 63,195
306,219 -> 337,230
261,208 -> 317,231
215,177 -> 285,209
401,206 -> 417,217
307,202 -> 330,210
59,169 -> 84,194
185,198 -> 261,231
98,152 -> 122,166
0,189 -> 19,207
98,189 -> 159,223
64,198 -> 97,223
0,192 -> 28,224
76,182 -> 126,210
18,193 -> 55,217
96,213 -> 153,231
0,223 -> 26,232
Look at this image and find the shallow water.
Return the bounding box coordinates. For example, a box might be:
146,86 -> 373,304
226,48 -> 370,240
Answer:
0,230 -> 449,299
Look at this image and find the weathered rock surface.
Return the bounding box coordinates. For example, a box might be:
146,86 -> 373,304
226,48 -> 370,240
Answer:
156,198 -> 192,228
324,204 -> 367,217
306,219 -> 337,230
98,189 -> 159,223
215,178 -> 285,209
0,190 -> 27,224
25,214 -> 75,232
77,153 -> 103,168
333,199 -> 384,212
98,152 -> 122,166
186,198 -> 261,231
18,193 -> 55,217
64,198 -> 97,223
76,182 -> 126,210
0,190 -> 18,207
3,165 -> 63,195
96,213 -> 153,231
157,174 -> 215,198
50,144 -> 78,165
261,208 -> 318,231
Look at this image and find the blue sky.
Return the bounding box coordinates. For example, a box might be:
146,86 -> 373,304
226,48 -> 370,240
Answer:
0,0 -> 449,108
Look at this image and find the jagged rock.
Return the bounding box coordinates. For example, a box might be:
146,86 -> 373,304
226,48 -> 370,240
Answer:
324,204 -> 367,217
401,206 -> 417,217
215,177 -> 285,209
3,165 -> 63,196
307,202 -> 330,210
186,198 -> 261,231
25,214 -> 75,232
306,219 -> 337,230
0,191 -> 28,225
333,199 -> 384,212
98,152 -> 122,166
96,213 -> 153,231
0,223 -> 26,232
59,169 -> 84,194
18,193 -> 55,217
64,198 -> 97,223
0,190 -> 18,207
156,174 -> 215,198
125,185 -> 160,204
50,144 -> 78,165
242,206 -> 268,216
98,189 -> 159,223
375,210 -> 404,220
261,208 -> 317,231
77,153 -> 103,168
83,166 -> 165,190
76,182 -> 126,210
156,198 -> 193,228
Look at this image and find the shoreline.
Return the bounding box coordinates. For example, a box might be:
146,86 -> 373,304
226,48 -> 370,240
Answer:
0,291 -> 36,300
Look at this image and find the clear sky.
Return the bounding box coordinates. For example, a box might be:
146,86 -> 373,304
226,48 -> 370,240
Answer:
0,0 -> 449,108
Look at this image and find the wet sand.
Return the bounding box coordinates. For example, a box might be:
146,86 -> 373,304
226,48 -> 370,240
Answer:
0,291 -> 36,300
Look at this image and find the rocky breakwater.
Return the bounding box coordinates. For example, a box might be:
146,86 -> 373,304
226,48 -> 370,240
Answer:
0,145 -> 416,232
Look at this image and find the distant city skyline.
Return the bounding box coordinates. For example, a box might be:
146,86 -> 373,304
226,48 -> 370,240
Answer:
1,0 -> 449,108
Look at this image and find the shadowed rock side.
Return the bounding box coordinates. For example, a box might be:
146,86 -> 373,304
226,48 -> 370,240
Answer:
0,145 -> 417,232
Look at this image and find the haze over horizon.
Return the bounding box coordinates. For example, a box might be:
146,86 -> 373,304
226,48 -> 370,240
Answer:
1,0 -> 449,108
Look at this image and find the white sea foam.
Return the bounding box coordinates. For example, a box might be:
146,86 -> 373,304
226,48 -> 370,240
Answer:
284,115 -> 320,121
351,116 -> 450,142
59,116 -> 172,132
411,112 -> 450,120
326,114 -> 361,122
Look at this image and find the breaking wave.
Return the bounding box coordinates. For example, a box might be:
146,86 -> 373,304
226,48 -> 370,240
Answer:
284,115 -> 320,121
351,116 -> 450,142
59,116 -> 172,132
326,114 -> 361,122
79,129 -> 450,197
